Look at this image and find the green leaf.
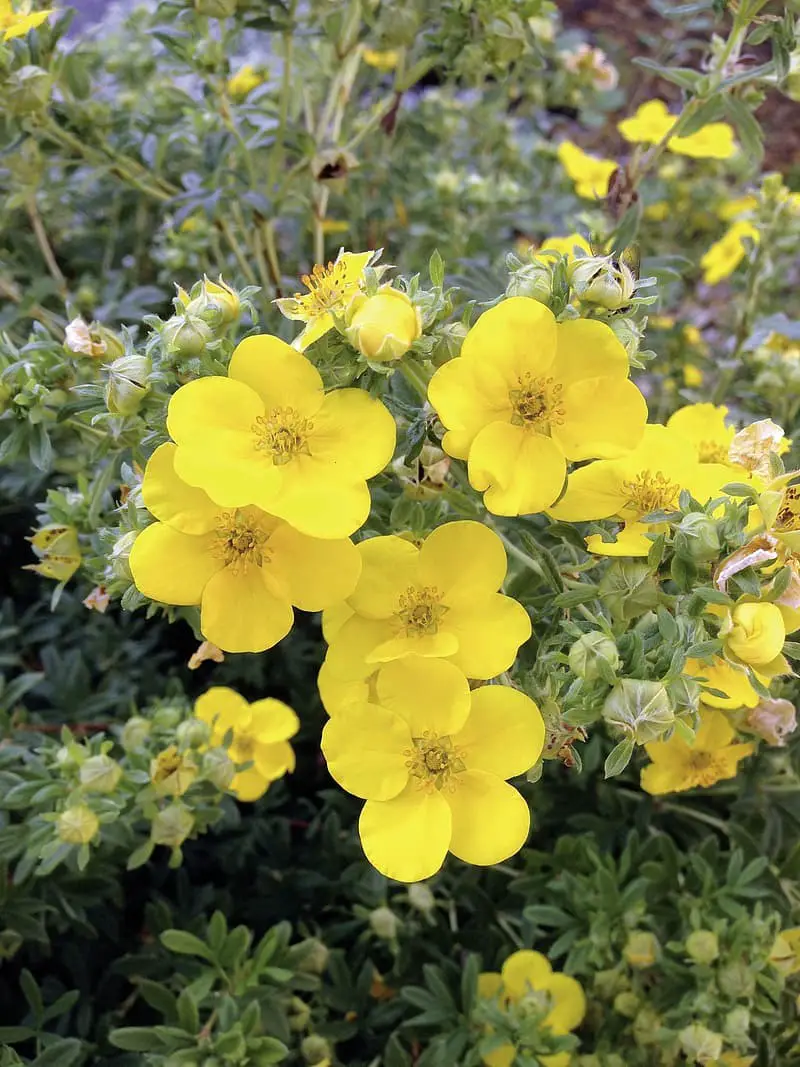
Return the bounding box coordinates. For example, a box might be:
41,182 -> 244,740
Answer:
28,423 -> 53,473
29,1039 -> 83,1067
722,96 -> 764,162
133,978 -> 178,1023
460,954 -> 479,1013
160,930 -> 216,962
176,989 -> 200,1034
207,910 -> 227,953
0,1027 -> 36,1042
219,925 -> 252,968
109,1027 -> 170,1052
632,58 -> 702,90
429,249 -> 445,289
20,969 -> 43,1022
604,738 -> 635,779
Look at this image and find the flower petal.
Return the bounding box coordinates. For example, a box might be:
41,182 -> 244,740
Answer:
469,423 -> 566,516
554,376 -> 647,461
230,766 -> 270,802
194,686 -> 250,739
347,536 -> 420,619
547,459 -> 629,522
454,686 -> 544,779
545,974 -> 586,1034
322,702 -> 411,800
253,740 -> 296,780
325,615 -> 396,680
445,596 -> 532,680
376,657 -> 471,736
585,521 -> 655,557
268,455 -> 372,538
167,375 -> 264,447
200,566 -> 294,653
446,770 -> 530,866
500,950 -> 552,998
553,318 -> 630,386
310,389 -> 397,479
427,357 -> 513,460
417,521 -> 507,606
367,631 -> 459,664
318,660 -> 371,715
359,783 -> 451,881
248,698 -> 300,742
228,334 -> 324,416
293,312 -> 335,350
269,523 -> 362,611
141,442 -> 220,533
695,706 -> 735,749
461,297 -> 557,379
130,523 -> 221,605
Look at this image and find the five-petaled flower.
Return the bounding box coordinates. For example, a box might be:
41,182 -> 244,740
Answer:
0,0 -> 52,40
641,707 -> 753,795
275,249 -> 374,350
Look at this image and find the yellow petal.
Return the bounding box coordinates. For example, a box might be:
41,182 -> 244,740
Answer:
248,698 -> 299,742
640,759 -> 687,796
269,523 -> 362,610
173,442 -> 282,512
685,657 -> 760,710
545,974 -> 586,1034
500,949 -> 552,999
469,423 -> 566,516
230,766 -> 270,801
585,521 -> 655,557
428,356 -> 514,461
477,972 -> 504,1000
482,1045 -> 515,1067
322,702 -> 411,800
461,297 -> 558,380
548,459 -> 631,522
375,657 -> 471,736
367,630 -> 460,664
666,403 -> 732,461
347,536 -> 420,618
446,770 -> 529,865
321,601 -> 355,644
293,312 -> 335,350
454,686 -> 544,779
228,334 -> 324,416
325,615 -> 396,681
254,739 -> 295,780
130,523 -> 221,605
553,318 -> 630,386
445,595 -> 532,680
268,455 -> 372,538
200,566 -> 294,653
318,660 -> 370,715
417,521 -> 507,607
142,442 -> 220,533
694,706 -> 735,749
194,686 -> 249,735
3,9 -> 51,38
310,389 -> 397,479
167,375 -> 264,446
555,376 -> 647,461
359,783 -> 451,881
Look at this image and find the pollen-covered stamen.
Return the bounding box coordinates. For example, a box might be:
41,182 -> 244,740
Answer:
509,374 -> 565,432
405,732 -> 466,792
294,260 -> 352,317
395,585 -> 447,636
697,439 -> 729,464
621,470 -> 679,516
687,751 -> 726,787
213,512 -> 270,572
253,406 -> 313,465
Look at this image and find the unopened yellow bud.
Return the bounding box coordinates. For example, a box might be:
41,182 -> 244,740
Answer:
568,254 -> 636,310
57,805 -> 99,845
79,754 -> 122,794
162,314 -> 212,359
185,276 -> 241,327
725,601 -> 785,667
346,288 -> 421,362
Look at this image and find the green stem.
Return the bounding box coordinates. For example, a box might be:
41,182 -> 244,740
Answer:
217,218 -> 260,287
398,358 -> 431,402
269,0 -> 297,193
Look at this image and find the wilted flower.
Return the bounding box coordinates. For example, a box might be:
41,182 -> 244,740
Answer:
561,43 -> 618,91
24,525 -> 81,583
745,697 -> 797,746
728,418 -> 787,479
188,640 -> 225,670
83,586 -> 110,613
150,746 -> 198,797
65,317 -> 105,359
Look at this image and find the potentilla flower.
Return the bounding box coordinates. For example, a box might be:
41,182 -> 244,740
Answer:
641,707 -> 754,795
548,425 -> 724,556
195,686 -> 297,801
321,665 -> 544,881
670,122 -> 737,159
345,286 -> 422,362
166,335 -> 396,539
275,249 -> 374,350
684,656 -> 764,710
427,298 -> 647,517
618,99 -> 675,144
666,403 -> 735,465
323,521 -> 532,682
0,0 -> 52,39
720,601 -> 786,670
150,745 -> 198,797
556,141 -> 617,200
701,221 -> 759,285
227,64 -> 263,98
477,950 -> 586,1067
537,234 -> 592,260
129,443 -> 362,653
362,47 -> 400,71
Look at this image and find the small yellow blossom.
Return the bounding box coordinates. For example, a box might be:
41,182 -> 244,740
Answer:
644,200 -> 670,221
641,707 -> 754,795
537,233 -> 592,260
0,0 -> 52,40
362,48 -> 399,71
345,286 -> 422,362
684,656 -> 763,710
227,64 -> 263,98
276,249 -> 374,350
195,686 -> 298,801
57,805 -> 99,845
618,100 -> 737,159
683,363 -> 704,387
24,524 -> 81,583
618,99 -> 675,144
320,219 -> 349,235
718,194 -> 758,221
649,314 -> 675,330
321,665 -> 544,881
683,324 -> 703,347
150,746 -> 198,797
670,122 -> 737,160
428,297 -> 647,517
701,221 -> 759,285
556,141 -> 617,200
666,403 -> 735,465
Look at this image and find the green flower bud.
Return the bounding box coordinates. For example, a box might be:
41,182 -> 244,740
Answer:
674,512 -> 720,564
152,703 -> 185,729
57,804 -> 99,845
0,928 -> 23,961
717,960 -> 755,998
300,1035 -> 332,1066
623,931 -> 660,969
5,65 -> 52,116
176,717 -> 212,749
568,631 -> 620,681
603,680 -> 674,744
55,742 -> 85,770
568,254 -> 636,310
110,530 -> 138,580
613,991 -> 640,1018
407,882 -> 436,914
184,276 -> 241,328
93,325 -> 126,362
288,997 -> 312,1032
121,715 -> 151,751
291,937 -> 330,975
685,930 -> 719,965
105,354 -> 150,415
506,261 -> 553,303
723,1006 -> 750,1044
679,1023 -> 723,1064
609,316 -> 643,359
429,321 -> 467,366
599,561 -> 661,622
194,0 -> 237,15
162,314 -> 213,360
79,754 -> 122,794
204,747 -> 235,791
369,906 -> 400,941
150,803 -> 195,848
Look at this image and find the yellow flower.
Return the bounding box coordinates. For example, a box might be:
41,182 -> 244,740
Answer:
684,656 -> 762,710
701,221 -> 759,285
644,200 -> 670,221
670,122 -> 737,159
362,47 -> 399,71
537,234 -> 592,260
556,141 -> 617,199
0,0 -> 52,40
195,686 -> 298,801
549,425 -> 723,556
723,601 -> 786,669
618,99 -> 675,144
683,363 -> 704,387
130,443 -> 363,653
770,927 -> 800,976
320,219 -> 349,235
428,298 -> 647,517
166,335 -> 396,539
641,707 -> 754,795
24,523 -> 81,582
718,194 -> 757,221
649,314 -> 675,329
276,250 -> 374,350
683,324 -> 704,347
345,287 -> 422,362
321,662 -> 544,881
150,745 -> 198,797
477,950 -> 586,1067
57,805 -> 99,845
227,64 -> 263,98
666,403 -> 735,465
623,931 -> 659,968
323,521 -> 532,682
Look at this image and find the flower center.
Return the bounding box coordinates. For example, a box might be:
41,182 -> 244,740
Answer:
697,440 -> 729,464
509,374 -> 565,432
621,469 -> 679,516
213,512 -> 270,572
405,732 -> 466,791
294,260 -> 354,318
152,747 -> 181,781
687,750 -> 726,787
233,733 -> 255,761
395,586 -> 447,636
776,487 -> 800,532
253,406 -> 313,465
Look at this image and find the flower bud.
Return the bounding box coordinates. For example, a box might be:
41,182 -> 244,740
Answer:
506,261 -> 553,303
185,276 -> 241,328
685,930 -> 719,965
679,1024 -> 723,1064
717,961 -> 755,998
623,931 -> 659,969
121,715 -> 151,751
603,680 -> 674,744
346,288 -> 422,362
150,746 -> 198,797
599,561 -> 660,622
613,991 -> 640,1018
105,354 -> 150,415
79,754 -> 122,794
369,906 -> 400,941
162,314 -> 213,360
0,929 -> 23,961
568,254 -> 636,310
288,997 -> 312,1032
674,513 -> 720,564
194,0 -> 237,15
203,747 -> 235,791
723,1006 -> 750,1045
300,1035 -> 331,1066
57,804 -> 99,845
407,882 -> 436,915
725,601 -> 785,667
150,803 -> 195,848
5,65 -> 52,116
152,703 -> 185,729
770,928 -> 800,976
568,632 -> 620,681
291,937 -> 330,975
93,325 -> 126,361
110,530 -> 138,580
609,316 -> 643,359
745,697 -> 797,746
176,717 -> 211,749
